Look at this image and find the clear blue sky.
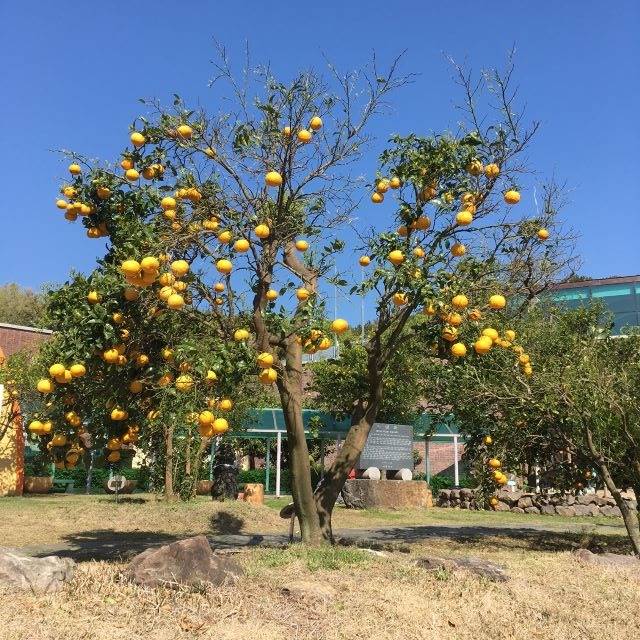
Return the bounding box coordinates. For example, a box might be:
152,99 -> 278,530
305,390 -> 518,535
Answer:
1,1 -> 638,311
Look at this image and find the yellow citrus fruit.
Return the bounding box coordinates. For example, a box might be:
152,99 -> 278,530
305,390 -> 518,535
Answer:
504,189 -> 521,204
456,211 -> 473,226
233,238 -> 250,253
87,291 -> 100,304
376,179 -> 390,193
397,226 -> 408,237
393,292 -> 408,306
56,198 -> 68,209
265,171 -> 283,187
488,458 -> 501,469
129,380 -> 144,393
49,363 -> 66,378
359,256 -> 371,266
257,352 -> 274,368
447,312 -> 463,326
309,116 -> 323,130
216,259 -> 233,274
422,303 -> 436,316
296,288 -> 310,301
371,192 -> 384,204
467,159 -> 483,176
504,329 -> 516,341
389,176 -> 401,189
233,328 -> 249,341
167,293 -> 185,309
452,294 -> 469,309
125,168 -> 139,181
282,126 -> 292,137
121,259 -> 141,277
68,163 -> 81,175
218,398 -> 233,411
130,131 -> 146,147
388,250 -> 404,266
28,420 -> 44,434
266,289 -> 278,301
451,342 -> 467,357
36,379 -> 55,393
254,224 -> 270,239
297,129 -> 312,143
141,256 -> 160,272
199,410 -> 215,426
413,246 -> 425,258
69,364 -> 86,378
205,370 -> 218,384
537,228 -> 549,240
170,260 -> 189,277
217,230 -> 232,244
331,318 -> 348,334
258,367 -> 278,384
481,327 -> 499,341
451,243 -> 466,257
483,435 -> 493,445
484,163 -> 500,179
295,239 -> 309,252
212,417 -> 229,434
161,196 -> 176,210
175,374 -> 194,391
414,215 -> 431,230
176,124 -> 193,139
474,336 -> 493,354
489,294 -> 506,310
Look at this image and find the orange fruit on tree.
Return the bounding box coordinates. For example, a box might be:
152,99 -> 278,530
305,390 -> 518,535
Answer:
176,124 -> 193,139
537,228 -> 549,240
376,179 -> 390,193
451,294 -> 469,309
69,364 -> 86,378
130,131 -> 146,147
484,163 -> 500,179
87,291 -> 100,304
257,352 -> 274,368
218,398 -> 233,411
233,328 -> 249,341
259,367 -> 277,385
265,171 -> 283,187
467,159 -> 483,176
450,342 -> 467,357
254,224 -> 270,239
297,129 -> 312,143
68,163 -> 81,175
234,238 -> 250,252
456,211 -> 473,226
282,126 -> 292,137
214,282 -> 225,293
504,189 -> 520,204
442,326 -> 458,342
295,239 -> 309,252
217,230 -> 232,243
389,176 -> 401,189
387,250 -> 404,266
309,116 -> 323,130
331,318 -> 349,334
474,336 -> 493,354
504,329 -> 516,341
371,192 -> 384,204
266,289 -> 278,301
170,260 -> 189,277
121,259 -> 141,277
36,379 -> 55,394
296,287 -> 310,301
489,294 -> 506,310
167,293 -> 185,309
359,256 -> 371,266
488,458 -> 501,469
483,435 -> 493,445
216,259 -> 233,274
212,417 -> 229,434
129,380 -> 144,393
451,242 -> 466,257
481,327 -> 499,341
125,168 -> 139,181
175,374 -> 194,391
49,363 -> 65,378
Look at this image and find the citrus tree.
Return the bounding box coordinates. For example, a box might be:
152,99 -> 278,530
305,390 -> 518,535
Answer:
431,303 -> 640,556
31,52 -> 572,543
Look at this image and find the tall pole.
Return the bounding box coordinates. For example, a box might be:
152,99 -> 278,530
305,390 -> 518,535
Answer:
360,266 -> 365,344
265,437 -> 271,493
453,435 -> 460,487
275,431 -> 282,498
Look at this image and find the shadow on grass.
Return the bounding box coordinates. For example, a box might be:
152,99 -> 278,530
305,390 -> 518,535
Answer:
337,524 -> 633,555
35,529 -> 183,562
209,510 -> 245,535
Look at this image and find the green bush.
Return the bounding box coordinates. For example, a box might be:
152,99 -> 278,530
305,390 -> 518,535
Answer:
414,473 -> 476,493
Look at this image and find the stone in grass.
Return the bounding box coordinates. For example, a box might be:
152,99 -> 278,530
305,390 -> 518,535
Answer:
416,555 -> 509,582
0,547 -> 75,593
125,535 -> 243,589
574,548 -> 640,570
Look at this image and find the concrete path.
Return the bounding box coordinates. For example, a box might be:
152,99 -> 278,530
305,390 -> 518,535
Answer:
18,519 -> 625,561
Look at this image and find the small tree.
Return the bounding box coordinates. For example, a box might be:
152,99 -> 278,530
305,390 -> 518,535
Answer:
0,284 -> 46,328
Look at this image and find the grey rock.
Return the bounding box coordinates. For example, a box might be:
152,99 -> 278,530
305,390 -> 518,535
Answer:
577,493 -> 598,505
460,488 -> 474,500
438,489 -> 451,500
541,505 -> 556,515
125,535 -> 242,589
524,506 -> 540,514
565,494 -> 576,506
450,489 -> 460,500
510,507 -> 525,514
0,547 -> 75,593
575,548 -> 640,569
460,501 -> 470,510
495,501 -> 511,512
416,555 -> 508,582
555,506 -> 576,517
599,505 -> 622,517
573,504 -> 594,517
497,490 -> 522,506
517,497 -> 533,509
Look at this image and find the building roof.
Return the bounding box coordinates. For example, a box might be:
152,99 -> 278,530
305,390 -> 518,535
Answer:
550,275 -> 640,291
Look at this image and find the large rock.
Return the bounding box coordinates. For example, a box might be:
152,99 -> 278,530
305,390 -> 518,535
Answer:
497,490 -> 522,506
494,500 -> 511,512
125,535 -> 242,589
0,547 -> 75,593
555,506 -> 576,517
599,505 -> 622,517
524,506 -> 540,514
459,488 -> 474,500
416,555 -> 508,582
510,507 -> 525,514
577,493 -> 598,506
341,480 -> 432,510
517,496 -> 533,509
540,504 -> 556,516
575,548 -> 640,569
573,504 -> 593,517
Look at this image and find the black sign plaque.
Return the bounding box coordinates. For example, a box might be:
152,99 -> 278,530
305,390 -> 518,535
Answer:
357,423 -> 413,471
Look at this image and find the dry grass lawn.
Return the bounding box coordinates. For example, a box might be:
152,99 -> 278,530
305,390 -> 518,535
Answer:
1,494 -> 638,639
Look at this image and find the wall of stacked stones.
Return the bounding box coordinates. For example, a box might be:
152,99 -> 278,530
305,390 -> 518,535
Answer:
436,488 -> 636,517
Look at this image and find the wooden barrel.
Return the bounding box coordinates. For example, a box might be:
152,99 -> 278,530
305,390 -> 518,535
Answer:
196,480 -> 214,495
243,483 -> 264,505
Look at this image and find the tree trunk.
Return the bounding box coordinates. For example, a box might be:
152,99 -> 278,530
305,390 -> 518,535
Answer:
164,423 -> 176,501
585,427 -> 640,556
314,364 -> 384,542
276,340 -> 323,545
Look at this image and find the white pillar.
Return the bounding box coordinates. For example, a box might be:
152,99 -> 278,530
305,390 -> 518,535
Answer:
425,438 -> 431,483
275,431 -> 282,498
453,435 -> 459,487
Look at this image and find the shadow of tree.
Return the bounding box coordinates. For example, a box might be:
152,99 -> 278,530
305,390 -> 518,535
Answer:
38,529 -> 183,562
209,511 -> 245,535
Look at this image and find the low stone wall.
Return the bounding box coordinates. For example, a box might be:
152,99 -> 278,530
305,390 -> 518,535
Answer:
436,488 -> 636,517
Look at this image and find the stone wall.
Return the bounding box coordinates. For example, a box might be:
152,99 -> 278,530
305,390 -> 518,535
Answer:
436,488 -> 636,517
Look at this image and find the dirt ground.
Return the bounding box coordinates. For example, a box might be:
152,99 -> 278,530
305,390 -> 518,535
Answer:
1,494 -> 639,640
